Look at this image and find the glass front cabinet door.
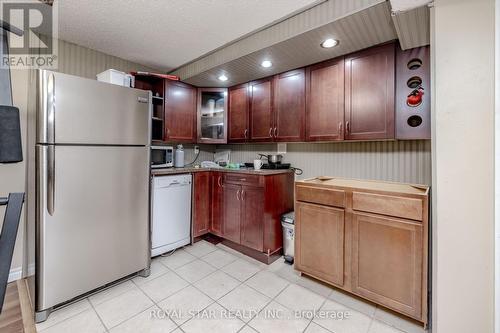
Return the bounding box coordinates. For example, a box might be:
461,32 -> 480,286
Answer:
197,88 -> 228,143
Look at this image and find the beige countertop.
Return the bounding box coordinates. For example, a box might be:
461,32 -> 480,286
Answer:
151,167 -> 294,176
296,176 -> 429,196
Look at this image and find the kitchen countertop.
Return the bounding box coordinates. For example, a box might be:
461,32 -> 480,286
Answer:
296,176 -> 429,196
151,166 -> 294,176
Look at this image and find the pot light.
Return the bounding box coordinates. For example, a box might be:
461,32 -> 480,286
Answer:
218,74 -> 228,82
261,60 -> 272,68
321,38 -> 338,48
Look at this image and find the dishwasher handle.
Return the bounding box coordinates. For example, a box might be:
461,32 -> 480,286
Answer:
158,180 -> 191,188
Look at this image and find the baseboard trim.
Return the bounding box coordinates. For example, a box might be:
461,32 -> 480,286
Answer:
8,267 -> 22,282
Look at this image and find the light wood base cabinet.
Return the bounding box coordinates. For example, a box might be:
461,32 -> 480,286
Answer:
294,178 -> 429,325
295,202 -> 344,287
351,212 -> 423,319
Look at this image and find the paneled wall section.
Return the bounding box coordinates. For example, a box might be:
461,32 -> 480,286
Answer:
220,140 -> 431,185
55,39 -> 156,79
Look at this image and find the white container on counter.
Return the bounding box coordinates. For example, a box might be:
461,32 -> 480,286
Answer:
174,144 -> 185,167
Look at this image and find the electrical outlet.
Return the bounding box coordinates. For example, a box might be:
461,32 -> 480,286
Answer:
194,145 -> 200,154
277,143 -> 287,154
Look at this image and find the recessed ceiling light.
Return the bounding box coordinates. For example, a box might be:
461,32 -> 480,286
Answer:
261,60 -> 272,68
218,74 -> 228,81
321,38 -> 338,48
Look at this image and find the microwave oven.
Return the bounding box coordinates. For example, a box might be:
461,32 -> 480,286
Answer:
151,146 -> 174,168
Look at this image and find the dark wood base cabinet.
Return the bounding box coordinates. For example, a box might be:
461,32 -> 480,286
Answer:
295,178 -> 429,325
192,171 -> 294,261
192,172 -> 211,238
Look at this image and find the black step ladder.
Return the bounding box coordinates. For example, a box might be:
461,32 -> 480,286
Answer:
0,19 -> 24,314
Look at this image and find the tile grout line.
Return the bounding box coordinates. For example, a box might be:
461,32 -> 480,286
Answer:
214,276 -> 275,326
365,318 -> 375,333
246,278 -> 314,332
303,296 -> 330,333
42,240 -> 423,333
163,247 -> 244,330
87,296 -> 110,333
36,299 -> 94,332
242,272 -> 290,300
129,277 -> 183,332
89,271 -> 170,331
175,247 -> 266,330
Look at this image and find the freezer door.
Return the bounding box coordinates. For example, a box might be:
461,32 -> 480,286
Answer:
37,70 -> 151,145
36,145 -> 150,310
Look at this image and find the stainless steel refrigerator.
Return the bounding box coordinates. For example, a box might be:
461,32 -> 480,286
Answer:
28,70 -> 152,322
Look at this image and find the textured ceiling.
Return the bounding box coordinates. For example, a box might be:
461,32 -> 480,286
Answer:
56,0 -> 322,71
171,0 -> 386,80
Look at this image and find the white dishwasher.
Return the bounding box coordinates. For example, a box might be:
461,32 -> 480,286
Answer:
151,174 -> 192,256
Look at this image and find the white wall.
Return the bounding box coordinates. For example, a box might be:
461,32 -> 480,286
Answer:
496,0 -> 500,331
432,0 -> 495,332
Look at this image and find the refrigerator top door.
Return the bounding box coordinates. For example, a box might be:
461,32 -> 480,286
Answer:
37,70 -> 151,146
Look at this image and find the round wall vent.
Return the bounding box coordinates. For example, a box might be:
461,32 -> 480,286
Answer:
407,76 -> 422,89
407,115 -> 423,127
407,58 -> 422,70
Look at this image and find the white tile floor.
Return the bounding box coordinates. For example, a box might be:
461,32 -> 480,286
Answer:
36,240 -> 427,333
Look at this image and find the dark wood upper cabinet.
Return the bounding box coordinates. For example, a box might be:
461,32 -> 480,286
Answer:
164,80 -> 197,142
228,83 -> 250,143
149,42 -> 400,145
344,43 -> 395,140
249,77 -> 273,142
306,58 -> 345,141
192,172 -> 211,238
273,69 -> 305,142
197,88 -> 228,144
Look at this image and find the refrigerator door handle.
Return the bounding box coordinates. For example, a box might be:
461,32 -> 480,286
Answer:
47,73 -> 55,143
47,145 -> 55,216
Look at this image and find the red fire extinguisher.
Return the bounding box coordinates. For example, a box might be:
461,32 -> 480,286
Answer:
407,86 -> 424,107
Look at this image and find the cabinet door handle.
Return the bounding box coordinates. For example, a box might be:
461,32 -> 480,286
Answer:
218,176 -> 222,187
338,122 -> 343,135
274,127 -> 277,138
269,127 -> 273,137
345,121 -> 350,135
166,128 -> 170,138
236,189 -> 241,201
244,129 -> 248,139
241,190 -> 245,201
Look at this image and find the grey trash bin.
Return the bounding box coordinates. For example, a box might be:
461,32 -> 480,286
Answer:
281,211 -> 295,265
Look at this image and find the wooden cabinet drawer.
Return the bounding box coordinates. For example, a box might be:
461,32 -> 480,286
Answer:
223,173 -> 263,187
352,192 -> 423,221
296,185 -> 345,208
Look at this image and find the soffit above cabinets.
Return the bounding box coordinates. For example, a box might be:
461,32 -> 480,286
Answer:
391,6 -> 431,50
172,1 -> 430,87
